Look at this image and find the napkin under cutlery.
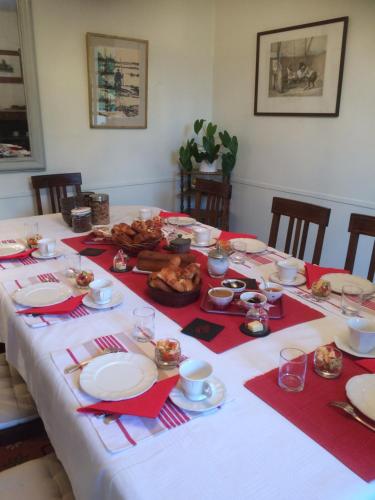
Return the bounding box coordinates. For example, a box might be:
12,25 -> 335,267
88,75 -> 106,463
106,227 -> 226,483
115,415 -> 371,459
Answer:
16,294 -> 85,316
304,263 -> 350,289
0,248 -> 35,261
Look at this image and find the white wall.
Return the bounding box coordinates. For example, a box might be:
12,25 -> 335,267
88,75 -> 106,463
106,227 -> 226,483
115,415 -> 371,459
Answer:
0,0 -> 214,218
213,0 -> 375,276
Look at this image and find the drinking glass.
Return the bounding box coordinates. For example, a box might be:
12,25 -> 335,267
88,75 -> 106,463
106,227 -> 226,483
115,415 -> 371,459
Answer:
230,240 -> 247,265
133,307 -> 155,342
63,253 -> 81,277
24,221 -> 41,248
278,348 -> 307,392
341,285 -> 363,316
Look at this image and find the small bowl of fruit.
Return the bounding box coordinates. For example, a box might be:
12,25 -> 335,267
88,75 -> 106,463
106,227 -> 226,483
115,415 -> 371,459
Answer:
240,291 -> 267,310
75,270 -> 94,288
311,279 -> 331,301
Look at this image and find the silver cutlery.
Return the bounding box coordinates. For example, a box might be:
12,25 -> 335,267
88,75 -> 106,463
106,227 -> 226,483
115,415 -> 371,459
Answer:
64,347 -> 122,374
329,401 -> 375,432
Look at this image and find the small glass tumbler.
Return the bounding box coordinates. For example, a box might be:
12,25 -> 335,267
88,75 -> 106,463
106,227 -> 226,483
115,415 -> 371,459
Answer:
311,280 -> 331,301
24,222 -> 42,248
63,253 -> 81,277
314,346 -> 343,379
278,348 -> 307,392
341,284 -> 363,316
133,307 -> 155,342
230,240 -> 247,265
155,338 -> 181,369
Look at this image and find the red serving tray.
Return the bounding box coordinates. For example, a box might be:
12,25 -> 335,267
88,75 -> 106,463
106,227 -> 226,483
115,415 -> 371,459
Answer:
200,290 -> 284,319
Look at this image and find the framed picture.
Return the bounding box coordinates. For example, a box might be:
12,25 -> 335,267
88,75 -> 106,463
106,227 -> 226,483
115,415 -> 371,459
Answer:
0,50 -> 23,83
86,33 -> 148,128
254,17 -> 348,117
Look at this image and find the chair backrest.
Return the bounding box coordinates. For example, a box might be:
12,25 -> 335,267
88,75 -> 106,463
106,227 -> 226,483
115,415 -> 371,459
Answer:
31,173 -> 82,215
268,197 -> 331,264
191,178 -> 232,231
345,213 -> 375,281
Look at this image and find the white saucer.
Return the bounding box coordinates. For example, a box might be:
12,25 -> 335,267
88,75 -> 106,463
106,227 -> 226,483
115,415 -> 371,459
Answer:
32,250 -> 61,259
169,376 -> 226,412
191,238 -> 217,248
269,271 -> 306,287
346,374 -> 375,421
334,332 -> 375,358
168,217 -> 196,226
82,291 -> 123,310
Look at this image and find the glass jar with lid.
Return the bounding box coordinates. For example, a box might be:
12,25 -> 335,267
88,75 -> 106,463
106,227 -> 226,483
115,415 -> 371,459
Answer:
207,245 -> 229,278
90,193 -> 110,225
71,207 -> 92,233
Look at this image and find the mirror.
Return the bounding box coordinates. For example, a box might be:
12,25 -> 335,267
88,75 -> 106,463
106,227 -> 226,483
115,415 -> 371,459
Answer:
0,0 -> 45,172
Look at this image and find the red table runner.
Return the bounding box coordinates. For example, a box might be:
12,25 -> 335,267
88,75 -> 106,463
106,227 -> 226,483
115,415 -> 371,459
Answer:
62,236 -> 324,354
245,351 -> 375,482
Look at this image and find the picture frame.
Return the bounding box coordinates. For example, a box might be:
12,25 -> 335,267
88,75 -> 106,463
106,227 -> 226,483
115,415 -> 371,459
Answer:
254,17 -> 348,117
0,50 -> 23,83
86,32 -> 148,129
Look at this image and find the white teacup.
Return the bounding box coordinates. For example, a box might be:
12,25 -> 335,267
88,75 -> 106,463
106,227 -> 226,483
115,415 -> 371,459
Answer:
179,359 -> 213,401
38,238 -> 56,256
89,278 -> 113,305
192,226 -> 211,245
276,259 -> 299,283
347,317 -> 375,354
139,208 -> 152,220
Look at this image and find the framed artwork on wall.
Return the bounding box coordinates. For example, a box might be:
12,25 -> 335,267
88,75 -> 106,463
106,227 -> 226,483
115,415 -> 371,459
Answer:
86,33 -> 148,128
0,50 -> 22,83
254,17 -> 348,117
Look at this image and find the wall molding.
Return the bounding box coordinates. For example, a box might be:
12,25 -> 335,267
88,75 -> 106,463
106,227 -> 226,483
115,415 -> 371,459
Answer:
233,177 -> 375,212
0,176 -> 175,201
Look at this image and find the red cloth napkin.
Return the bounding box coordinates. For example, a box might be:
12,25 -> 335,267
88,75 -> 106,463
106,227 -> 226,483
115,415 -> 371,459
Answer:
355,358 -> 375,373
0,248 -> 34,261
159,211 -> 188,218
218,231 -> 257,241
77,375 -> 180,418
304,263 -> 350,289
245,352 -> 375,482
17,294 -> 85,315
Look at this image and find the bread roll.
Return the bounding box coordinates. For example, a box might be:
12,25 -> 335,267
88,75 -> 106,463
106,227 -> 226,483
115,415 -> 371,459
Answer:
137,251 -> 196,272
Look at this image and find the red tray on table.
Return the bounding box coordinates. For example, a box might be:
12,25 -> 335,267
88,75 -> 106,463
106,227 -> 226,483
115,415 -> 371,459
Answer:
200,290 -> 284,319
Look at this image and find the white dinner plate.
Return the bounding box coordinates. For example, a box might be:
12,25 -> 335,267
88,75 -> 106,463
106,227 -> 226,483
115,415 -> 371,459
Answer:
82,292 -> 123,310
169,376 -> 226,412
321,273 -> 375,296
167,217 -> 196,226
12,282 -> 72,307
229,238 -> 267,254
269,271 -> 306,287
32,250 -> 61,260
80,352 -> 158,401
346,374 -> 375,421
334,333 -> 375,358
191,238 -> 217,248
0,242 -> 25,257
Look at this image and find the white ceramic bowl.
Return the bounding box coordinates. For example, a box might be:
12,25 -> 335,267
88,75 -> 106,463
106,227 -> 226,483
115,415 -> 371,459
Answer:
347,317 -> 375,354
208,287 -> 234,308
240,291 -> 267,310
259,281 -> 283,302
221,279 -> 246,293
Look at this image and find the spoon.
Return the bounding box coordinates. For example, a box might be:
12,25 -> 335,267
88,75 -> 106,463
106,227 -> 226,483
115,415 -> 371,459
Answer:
329,401 -> 375,432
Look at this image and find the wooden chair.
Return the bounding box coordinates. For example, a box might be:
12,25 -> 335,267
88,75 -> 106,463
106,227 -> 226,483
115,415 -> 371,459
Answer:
344,213 -> 375,281
190,178 -> 232,231
268,197 -> 331,264
31,173 -> 82,215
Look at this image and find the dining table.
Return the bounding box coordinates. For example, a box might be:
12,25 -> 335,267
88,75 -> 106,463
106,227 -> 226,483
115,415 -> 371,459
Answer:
0,205 -> 374,500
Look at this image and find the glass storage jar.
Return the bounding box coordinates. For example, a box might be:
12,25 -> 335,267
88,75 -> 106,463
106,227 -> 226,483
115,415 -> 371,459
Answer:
207,246 -> 229,278
90,193 -> 109,225
71,207 -> 92,233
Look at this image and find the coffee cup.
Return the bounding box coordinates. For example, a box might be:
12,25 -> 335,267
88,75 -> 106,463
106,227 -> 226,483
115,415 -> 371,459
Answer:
192,226 -> 211,245
276,259 -> 298,283
347,317 -> 375,353
89,278 -> 113,304
179,359 -> 213,401
38,238 -> 56,256
139,207 -> 152,220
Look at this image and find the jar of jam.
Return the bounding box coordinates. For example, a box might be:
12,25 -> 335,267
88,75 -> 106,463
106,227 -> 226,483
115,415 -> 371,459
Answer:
71,207 -> 92,233
90,193 -> 110,225
155,338 -> 181,369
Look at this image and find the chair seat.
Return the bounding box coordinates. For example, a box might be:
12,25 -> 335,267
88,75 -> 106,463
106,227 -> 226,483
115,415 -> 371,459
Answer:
0,353 -> 38,430
0,453 -> 74,500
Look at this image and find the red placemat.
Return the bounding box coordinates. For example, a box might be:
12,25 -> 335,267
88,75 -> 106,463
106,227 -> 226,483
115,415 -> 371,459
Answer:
245,352 -> 375,482
62,236 -> 324,354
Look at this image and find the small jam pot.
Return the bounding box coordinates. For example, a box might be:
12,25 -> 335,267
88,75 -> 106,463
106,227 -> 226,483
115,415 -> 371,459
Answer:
207,246 -> 229,278
75,270 -> 94,288
155,338 -> 181,369
314,345 -> 343,379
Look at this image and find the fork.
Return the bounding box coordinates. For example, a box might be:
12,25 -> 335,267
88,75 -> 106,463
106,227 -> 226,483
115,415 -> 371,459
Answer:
329,401 -> 375,432
64,347 -> 122,374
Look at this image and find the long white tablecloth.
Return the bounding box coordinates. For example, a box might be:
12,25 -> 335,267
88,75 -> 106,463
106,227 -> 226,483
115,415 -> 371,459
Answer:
0,206 -> 373,500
